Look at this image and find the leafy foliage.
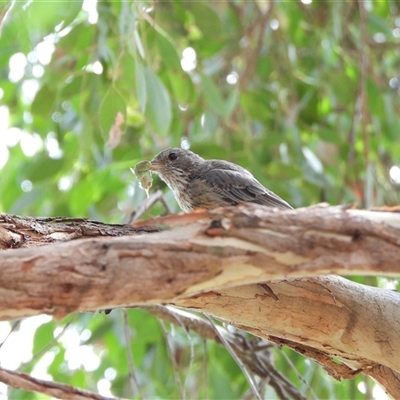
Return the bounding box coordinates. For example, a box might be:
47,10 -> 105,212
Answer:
0,0 -> 399,398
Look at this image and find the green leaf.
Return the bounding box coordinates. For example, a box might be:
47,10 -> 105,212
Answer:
168,70 -> 195,106
154,31 -> 181,71
55,22 -> 93,60
240,90 -> 272,122
31,85 -> 57,118
47,346 -> 65,379
61,75 -> 84,98
85,318 -> 113,344
367,78 -> 384,116
69,177 -> 99,216
10,0 -> 83,44
201,74 -> 226,117
99,87 -> 126,136
186,4 -> 224,57
25,156 -> 64,182
143,67 -> 172,135
115,52 -> 136,99
188,3 -> 222,37
27,0 -> 83,33
318,128 -> 342,144
224,89 -> 238,117
201,74 -> 237,119
32,320 -> 56,356
70,369 -> 87,388
135,61 -> 147,112
203,111 -> 219,136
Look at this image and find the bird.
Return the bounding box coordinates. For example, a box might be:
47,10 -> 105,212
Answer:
150,148 -> 293,213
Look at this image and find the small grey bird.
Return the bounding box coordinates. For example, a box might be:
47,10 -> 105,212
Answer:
150,148 -> 293,213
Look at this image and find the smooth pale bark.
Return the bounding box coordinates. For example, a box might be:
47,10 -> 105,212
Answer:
0,205 -> 399,396
176,277 -> 400,377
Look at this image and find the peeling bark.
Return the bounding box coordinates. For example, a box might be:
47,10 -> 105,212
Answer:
1,205 -> 400,397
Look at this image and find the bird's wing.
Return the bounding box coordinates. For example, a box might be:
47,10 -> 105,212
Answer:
202,167 -> 293,209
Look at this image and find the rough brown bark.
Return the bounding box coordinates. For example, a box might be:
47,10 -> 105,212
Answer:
1,205 -> 399,397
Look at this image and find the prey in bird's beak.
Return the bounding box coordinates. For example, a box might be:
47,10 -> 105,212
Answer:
131,160 -> 153,197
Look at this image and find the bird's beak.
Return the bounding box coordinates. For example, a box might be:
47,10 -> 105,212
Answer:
150,161 -> 163,171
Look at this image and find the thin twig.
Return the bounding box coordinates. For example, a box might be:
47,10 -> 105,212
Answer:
158,318 -> 185,399
158,306 -> 197,400
358,0 -> 372,207
203,314 -> 263,400
0,0 -> 14,38
0,320 -> 21,350
19,315 -> 77,371
128,189 -> 166,223
122,310 -> 144,400
278,347 -> 319,400
342,0 -> 371,207
239,1 -> 274,91
201,339 -> 208,400
181,319 -> 196,400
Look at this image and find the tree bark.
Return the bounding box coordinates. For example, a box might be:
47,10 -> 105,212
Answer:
1,205 -> 399,396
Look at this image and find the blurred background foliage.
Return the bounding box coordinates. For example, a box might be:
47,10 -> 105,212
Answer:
0,0 -> 399,399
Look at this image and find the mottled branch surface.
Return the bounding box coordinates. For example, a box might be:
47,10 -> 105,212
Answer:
1,205 -> 400,396
0,214 -> 160,249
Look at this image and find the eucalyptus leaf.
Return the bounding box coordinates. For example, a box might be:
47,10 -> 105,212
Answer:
143,67 -> 172,135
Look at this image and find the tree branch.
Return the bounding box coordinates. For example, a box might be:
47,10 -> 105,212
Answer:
1,205 -> 400,396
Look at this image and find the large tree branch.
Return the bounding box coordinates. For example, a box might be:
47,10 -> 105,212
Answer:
1,205 -> 400,396
175,277 -> 400,393
1,205 -> 399,319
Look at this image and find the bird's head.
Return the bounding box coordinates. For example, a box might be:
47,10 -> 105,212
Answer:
150,148 -> 204,186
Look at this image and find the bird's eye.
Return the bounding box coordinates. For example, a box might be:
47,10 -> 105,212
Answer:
168,152 -> 178,161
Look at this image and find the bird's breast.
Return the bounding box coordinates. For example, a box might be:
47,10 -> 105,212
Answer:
163,178 -> 193,213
